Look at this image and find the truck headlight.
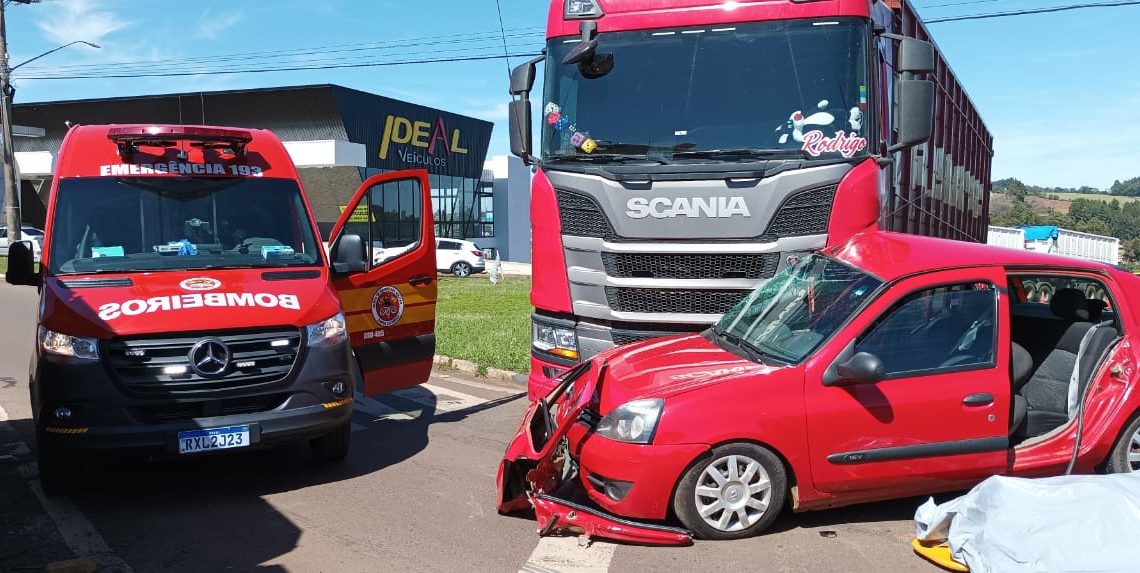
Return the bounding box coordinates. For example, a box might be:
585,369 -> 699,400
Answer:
533,321 -> 578,360
38,326 -> 99,360
596,398 -> 663,444
307,312 -> 347,347
565,0 -> 604,19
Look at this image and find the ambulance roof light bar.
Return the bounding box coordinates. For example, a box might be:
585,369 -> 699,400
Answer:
107,126 -> 253,157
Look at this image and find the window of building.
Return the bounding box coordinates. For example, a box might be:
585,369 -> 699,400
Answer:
855,282 -> 997,377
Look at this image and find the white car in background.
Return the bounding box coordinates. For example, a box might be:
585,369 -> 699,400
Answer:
0,226 -> 44,262
436,237 -> 485,277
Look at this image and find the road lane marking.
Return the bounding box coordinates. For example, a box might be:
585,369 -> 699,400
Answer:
17,463 -> 135,573
520,536 -> 616,573
353,395 -> 420,421
436,375 -> 525,395
418,383 -> 487,412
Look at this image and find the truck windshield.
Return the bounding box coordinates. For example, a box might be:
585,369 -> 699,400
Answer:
713,254 -> 881,364
542,18 -> 870,164
47,177 -> 323,275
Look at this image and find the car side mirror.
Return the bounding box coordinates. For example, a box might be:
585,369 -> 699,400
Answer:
5,240 -> 40,287
332,234 -> 367,274
835,352 -> 886,385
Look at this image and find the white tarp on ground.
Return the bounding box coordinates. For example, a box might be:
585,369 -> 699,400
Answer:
915,473 -> 1140,573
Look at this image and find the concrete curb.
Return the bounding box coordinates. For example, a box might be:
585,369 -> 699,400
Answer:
433,355 -> 527,386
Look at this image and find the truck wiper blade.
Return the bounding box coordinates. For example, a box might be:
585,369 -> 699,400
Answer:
548,153 -> 672,165
673,148 -> 810,161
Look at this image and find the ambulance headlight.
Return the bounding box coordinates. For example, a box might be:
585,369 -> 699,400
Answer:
307,312 -> 347,347
38,326 -> 99,361
596,398 -> 663,444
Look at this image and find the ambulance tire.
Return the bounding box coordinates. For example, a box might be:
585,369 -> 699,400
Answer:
310,420 -> 351,462
37,440 -> 79,495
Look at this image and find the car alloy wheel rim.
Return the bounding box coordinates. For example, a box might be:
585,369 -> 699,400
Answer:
694,454 -> 772,532
455,263 -> 470,277
1129,427 -> 1140,472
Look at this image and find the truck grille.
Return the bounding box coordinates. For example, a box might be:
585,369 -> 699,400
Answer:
106,327 -> 303,397
602,253 -> 780,280
557,190 -> 614,239
761,185 -> 837,240
605,287 -> 749,315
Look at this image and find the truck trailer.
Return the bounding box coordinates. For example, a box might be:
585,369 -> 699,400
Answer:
508,0 -> 994,399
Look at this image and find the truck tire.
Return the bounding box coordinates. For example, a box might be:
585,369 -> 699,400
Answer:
1105,413 -> 1140,474
37,439 -> 78,495
309,421 -> 351,463
672,442 -> 787,540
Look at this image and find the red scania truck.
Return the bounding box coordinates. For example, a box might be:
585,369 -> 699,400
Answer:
5,124 -> 439,493
508,0 -> 994,399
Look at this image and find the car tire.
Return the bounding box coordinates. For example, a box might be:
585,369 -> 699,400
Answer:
310,420 -> 351,463
673,442 -> 787,540
37,439 -> 79,495
451,261 -> 472,278
1105,412 -> 1140,474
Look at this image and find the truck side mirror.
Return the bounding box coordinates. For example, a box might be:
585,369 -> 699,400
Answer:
5,240 -> 40,287
332,234 -> 367,274
889,79 -> 935,152
898,37 -> 935,74
507,54 -> 545,165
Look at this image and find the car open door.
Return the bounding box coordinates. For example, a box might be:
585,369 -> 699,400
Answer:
326,169 -> 437,396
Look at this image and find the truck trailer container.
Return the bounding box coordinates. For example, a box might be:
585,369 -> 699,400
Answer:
988,225 -> 1122,266
508,0 -> 994,398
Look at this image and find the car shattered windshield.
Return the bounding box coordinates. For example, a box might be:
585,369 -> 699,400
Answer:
714,255 -> 881,363
48,177 -> 323,275
542,18 -> 870,164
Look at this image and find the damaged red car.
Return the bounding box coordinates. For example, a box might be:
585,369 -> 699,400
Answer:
497,231 -> 1140,544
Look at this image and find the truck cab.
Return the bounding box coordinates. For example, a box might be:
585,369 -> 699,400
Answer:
4,124 -> 437,493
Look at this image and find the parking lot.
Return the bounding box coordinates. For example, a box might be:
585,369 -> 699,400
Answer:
0,282 -> 944,572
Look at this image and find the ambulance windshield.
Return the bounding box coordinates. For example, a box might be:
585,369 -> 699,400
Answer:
47,177 -> 323,275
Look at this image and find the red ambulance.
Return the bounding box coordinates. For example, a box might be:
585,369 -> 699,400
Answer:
4,124 -> 437,493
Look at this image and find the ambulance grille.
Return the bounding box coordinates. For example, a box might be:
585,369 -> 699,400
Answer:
602,253 -> 780,280
604,287 -> 749,315
105,327 -> 303,397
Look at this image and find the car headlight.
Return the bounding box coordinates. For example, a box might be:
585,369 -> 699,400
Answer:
595,398 -> 663,444
533,321 -> 578,360
307,312 -> 347,347
38,326 -> 99,360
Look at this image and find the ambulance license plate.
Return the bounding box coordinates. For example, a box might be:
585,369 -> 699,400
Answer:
178,425 -> 251,454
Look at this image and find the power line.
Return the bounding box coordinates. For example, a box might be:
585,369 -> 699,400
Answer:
19,52 -> 543,80
927,0 -> 1140,22
918,0 -> 1003,9
493,0 -> 514,74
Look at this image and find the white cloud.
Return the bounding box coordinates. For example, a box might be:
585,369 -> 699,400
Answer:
35,0 -> 130,46
196,9 -> 244,40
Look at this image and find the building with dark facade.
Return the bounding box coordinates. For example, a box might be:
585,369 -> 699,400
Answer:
7,84 -> 532,261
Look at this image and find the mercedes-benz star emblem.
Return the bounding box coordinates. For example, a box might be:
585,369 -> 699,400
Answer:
188,338 -> 231,377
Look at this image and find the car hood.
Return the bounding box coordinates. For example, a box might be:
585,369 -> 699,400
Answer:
40,268 -> 341,338
597,333 -> 783,407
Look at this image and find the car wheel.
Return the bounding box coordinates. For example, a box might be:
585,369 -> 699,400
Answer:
37,439 -> 79,495
1106,412 -> 1140,473
673,443 -> 787,540
310,421 -> 351,463
451,261 -> 472,278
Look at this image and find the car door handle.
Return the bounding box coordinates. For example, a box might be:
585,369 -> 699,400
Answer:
962,393 -> 994,407
409,275 -> 433,287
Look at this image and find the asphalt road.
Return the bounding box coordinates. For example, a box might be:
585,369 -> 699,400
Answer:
0,282 -> 939,572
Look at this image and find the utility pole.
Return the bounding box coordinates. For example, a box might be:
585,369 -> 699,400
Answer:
1,0 -> 22,242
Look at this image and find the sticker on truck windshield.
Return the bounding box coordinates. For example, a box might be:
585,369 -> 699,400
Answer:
800,130 -> 868,159
97,292 -> 300,320
98,162 -> 264,177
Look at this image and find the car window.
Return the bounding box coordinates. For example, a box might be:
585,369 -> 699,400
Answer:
0,228 -> 6,239
1014,275 -> 1112,308
438,241 -> 459,250
855,282 -> 997,377
339,178 -> 423,269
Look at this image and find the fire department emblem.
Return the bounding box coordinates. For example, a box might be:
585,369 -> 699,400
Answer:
371,286 -> 404,327
180,277 -> 221,291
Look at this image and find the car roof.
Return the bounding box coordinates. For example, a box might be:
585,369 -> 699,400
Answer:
827,230 -> 1122,282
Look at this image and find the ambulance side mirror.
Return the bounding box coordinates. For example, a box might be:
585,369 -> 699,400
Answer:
333,234 -> 367,274
5,241 -> 40,287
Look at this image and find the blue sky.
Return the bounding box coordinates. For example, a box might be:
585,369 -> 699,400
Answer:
6,0 -> 1139,189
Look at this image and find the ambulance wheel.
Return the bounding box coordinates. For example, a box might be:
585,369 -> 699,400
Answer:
1106,412 -> 1140,474
673,443 -> 787,540
310,420 -> 351,463
451,261 -> 472,278
37,439 -> 78,495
